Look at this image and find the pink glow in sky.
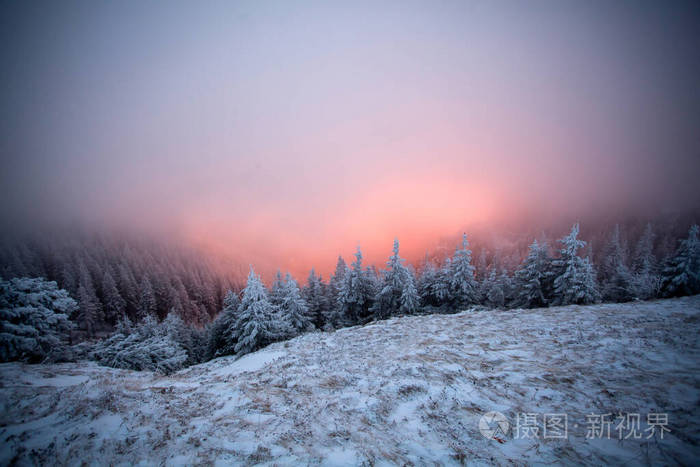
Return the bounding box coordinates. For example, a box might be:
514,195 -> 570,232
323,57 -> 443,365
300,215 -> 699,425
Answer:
2,1 -> 700,280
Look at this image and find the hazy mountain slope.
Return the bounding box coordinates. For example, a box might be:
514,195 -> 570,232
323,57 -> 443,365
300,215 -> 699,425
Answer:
1,297 -> 699,465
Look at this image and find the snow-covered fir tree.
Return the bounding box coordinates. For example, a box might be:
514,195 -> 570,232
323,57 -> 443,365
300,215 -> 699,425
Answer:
483,268 -> 505,309
662,224 -> 700,297
600,225 -> 635,302
371,239 -> 420,319
101,269 -> 126,324
162,311 -> 205,365
337,247 -> 375,325
207,290 -> 240,359
269,270 -> 286,307
325,256 -> 348,328
232,269 -> 279,356
137,275 -> 157,319
117,262 -> 138,314
279,273 -> 313,337
77,260 -> 102,336
417,259 -> 439,307
448,233 -> 478,309
91,314 -> 188,374
512,239 -> 552,308
416,258 -> 452,309
476,249 -> 489,282
400,267 -> 420,314
0,277 -> 76,362
303,268 -> 328,329
551,223 -> 601,306
631,223 -> 661,299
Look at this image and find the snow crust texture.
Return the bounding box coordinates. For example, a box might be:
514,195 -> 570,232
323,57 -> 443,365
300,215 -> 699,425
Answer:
1,296 -> 699,465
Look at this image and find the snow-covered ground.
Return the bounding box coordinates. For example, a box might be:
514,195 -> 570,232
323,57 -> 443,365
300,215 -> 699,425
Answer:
1,297 -> 699,465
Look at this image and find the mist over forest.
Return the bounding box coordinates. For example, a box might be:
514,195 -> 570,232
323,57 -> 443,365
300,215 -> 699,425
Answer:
1,1 -> 699,464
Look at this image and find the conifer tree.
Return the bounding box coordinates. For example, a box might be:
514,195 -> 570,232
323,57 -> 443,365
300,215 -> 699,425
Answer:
512,239 -> 552,308
0,277 -> 76,362
337,247 -> 375,325
476,249 -> 489,282
551,223 -> 600,306
371,239 -> 419,319
631,223 -> 661,299
137,275 -> 157,318
483,268 -> 505,308
662,224 -> 700,297
280,273 -> 313,337
77,260 -> 102,336
117,262 -> 138,315
600,225 -> 635,302
232,269 -> 278,355
448,233 -> 478,309
208,290 -> 240,358
325,256 -> 348,328
269,270 -> 285,307
303,268 -> 328,329
417,259 -> 438,306
102,269 -> 126,324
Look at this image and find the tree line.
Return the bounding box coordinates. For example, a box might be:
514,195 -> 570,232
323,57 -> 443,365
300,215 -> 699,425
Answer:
0,230 -> 239,337
208,222 -> 700,358
0,221 -> 699,370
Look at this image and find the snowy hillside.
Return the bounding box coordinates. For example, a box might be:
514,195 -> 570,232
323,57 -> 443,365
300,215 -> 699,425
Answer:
2,297 -> 699,465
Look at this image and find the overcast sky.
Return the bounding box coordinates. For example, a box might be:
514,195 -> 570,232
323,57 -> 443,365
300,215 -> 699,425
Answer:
2,0 -> 699,277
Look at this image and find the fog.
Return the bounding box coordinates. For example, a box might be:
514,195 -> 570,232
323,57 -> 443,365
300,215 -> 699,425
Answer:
2,0 -> 699,278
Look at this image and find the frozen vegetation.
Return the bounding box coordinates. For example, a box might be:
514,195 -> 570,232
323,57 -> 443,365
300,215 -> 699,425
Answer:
1,296 -> 699,465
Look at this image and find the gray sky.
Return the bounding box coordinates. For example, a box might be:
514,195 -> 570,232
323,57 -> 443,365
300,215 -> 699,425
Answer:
1,0 -> 699,276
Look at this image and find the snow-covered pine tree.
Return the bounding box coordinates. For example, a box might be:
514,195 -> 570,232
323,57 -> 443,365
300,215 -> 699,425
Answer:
207,290 -> 240,359
478,251 -> 503,306
91,314 -> 188,374
163,311 -> 207,365
417,259 -> 438,307
631,223 -> 661,299
232,269 -> 279,356
61,262 -> 78,295
483,268 -> 505,309
223,289 -> 240,310
448,233 -> 478,309
280,273 -> 313,337
0,277 -> 76,362
137,275 -> 157,318
269,270 -> 285,307
662,224 -> 700,297
324,256 -> 348,328
600,225 -> 635,302
77,260 -> 102,336
476,249 -> 488,282
370,238 -> 419,319
102,269 -> 126,324
512,239 -> 552,308
430,258 -> 453,309
400,266 -> 420,315
551,223 -> 601,306
499,270 -> 515,307
117,262 -> 138,315
303,268 -> 328,329
337,246 -> 375,325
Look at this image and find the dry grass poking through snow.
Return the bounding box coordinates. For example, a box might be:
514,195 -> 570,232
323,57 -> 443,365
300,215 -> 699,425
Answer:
1,296 -> 699,465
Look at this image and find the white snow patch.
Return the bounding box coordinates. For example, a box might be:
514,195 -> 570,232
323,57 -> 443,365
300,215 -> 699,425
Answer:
1,296 -> 699,465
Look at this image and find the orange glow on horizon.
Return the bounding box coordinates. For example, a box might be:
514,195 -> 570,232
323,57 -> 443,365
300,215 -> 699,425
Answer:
179,171 -> 505,282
